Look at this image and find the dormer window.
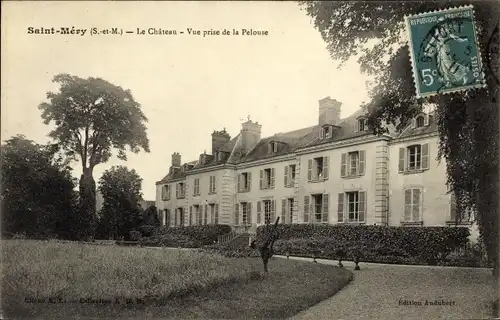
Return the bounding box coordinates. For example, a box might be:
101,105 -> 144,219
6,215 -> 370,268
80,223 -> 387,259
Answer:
320,125 -> 332,139
416,116 -> 425,127
356,118 -> 368,132
216,151 -> 225,161
412,113 -> 430,128
268,141 -> 279,153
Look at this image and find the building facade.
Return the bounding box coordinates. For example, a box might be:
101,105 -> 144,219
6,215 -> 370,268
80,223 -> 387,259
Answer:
155,97 -> 478,239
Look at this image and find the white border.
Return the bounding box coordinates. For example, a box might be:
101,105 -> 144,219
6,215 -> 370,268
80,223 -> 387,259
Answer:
404,5 -> 487,98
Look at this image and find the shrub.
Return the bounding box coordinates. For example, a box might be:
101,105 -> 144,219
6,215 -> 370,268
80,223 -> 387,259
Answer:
129,230 -> 142,241
254,224 -> 470,266
140,224 -> 232,248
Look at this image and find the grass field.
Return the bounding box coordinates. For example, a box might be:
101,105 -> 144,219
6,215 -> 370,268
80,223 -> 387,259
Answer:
1,240 -> 353,319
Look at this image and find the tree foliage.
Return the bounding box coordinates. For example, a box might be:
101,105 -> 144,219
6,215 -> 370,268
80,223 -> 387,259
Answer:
97,166 -> 144,240
141,205 -> 161,227
38,74 -> 150,239
300,0 -> 499,285
1,135 -> 79,239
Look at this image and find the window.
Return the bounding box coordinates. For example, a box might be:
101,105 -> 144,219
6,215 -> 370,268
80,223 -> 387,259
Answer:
176,182 -> 185,198
269,141 -> 279,153
338,191 -> 366,223
308,156 -> 329,181
208,176 -> 216,194
404,188 -> 422,222
211,203 -> 219,224
204,205 -> 208,225
241,202 -> 251,225
161,185 -> 171,200
288,198 -> 294,224
284,164 -> 296,187
399,143 -> 429,173
320,125 -> 332,139
416,116 -> 425,128
238,172 -> 252,192
341,151 -> 365,178
260,168 -> 275,189
217,152 -> 224,161
175,208 -> 184,226
264,200 -> 273,224
357,118 -> 368,132
193,178 -> 200,196
164,209 -> 170,227
194,205 -> 202,225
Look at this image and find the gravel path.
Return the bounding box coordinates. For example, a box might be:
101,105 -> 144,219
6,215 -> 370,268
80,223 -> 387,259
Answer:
278,256 -> 495,320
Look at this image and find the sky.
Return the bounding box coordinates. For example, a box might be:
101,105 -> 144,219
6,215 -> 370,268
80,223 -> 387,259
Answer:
1,1 -> 372,200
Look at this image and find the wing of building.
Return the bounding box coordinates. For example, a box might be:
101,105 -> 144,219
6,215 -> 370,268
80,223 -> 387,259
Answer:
155,97 -> 478,238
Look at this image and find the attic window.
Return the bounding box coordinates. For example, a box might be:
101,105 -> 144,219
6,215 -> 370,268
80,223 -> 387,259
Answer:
320,125 -> 332,139
357,118 -> 368,132
217,151 -> 225,161
416,116 -> 425,127
269,141 -> 278,153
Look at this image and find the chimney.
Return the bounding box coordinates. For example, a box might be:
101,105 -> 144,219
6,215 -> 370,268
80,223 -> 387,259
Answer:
319,97 -> 342,127
211,128 -> 231,154
171,152 -> 181,167
241,119 -> 262,154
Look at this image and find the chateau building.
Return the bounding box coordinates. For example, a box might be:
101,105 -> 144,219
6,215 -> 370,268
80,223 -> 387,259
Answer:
155,97 -> 478,238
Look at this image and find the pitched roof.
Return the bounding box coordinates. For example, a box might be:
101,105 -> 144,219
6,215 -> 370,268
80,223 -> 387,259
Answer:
156,108 -> 436,184
397,113 -> 438,139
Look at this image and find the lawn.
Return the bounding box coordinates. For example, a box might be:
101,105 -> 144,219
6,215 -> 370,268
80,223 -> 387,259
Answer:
1,240 -> 353,319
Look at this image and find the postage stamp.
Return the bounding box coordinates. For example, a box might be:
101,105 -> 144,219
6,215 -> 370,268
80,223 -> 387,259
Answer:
405,5 -> 487,98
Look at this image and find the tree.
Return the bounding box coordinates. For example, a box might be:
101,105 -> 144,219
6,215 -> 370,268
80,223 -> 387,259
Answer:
97,166 -> 143,240
141,205 -> 161,227
39,74 -> 150,240
300,1 -> 499,315
1,135 -> 78,239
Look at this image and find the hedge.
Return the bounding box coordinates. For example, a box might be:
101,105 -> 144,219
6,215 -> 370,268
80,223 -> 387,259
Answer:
139,224 -> 232,248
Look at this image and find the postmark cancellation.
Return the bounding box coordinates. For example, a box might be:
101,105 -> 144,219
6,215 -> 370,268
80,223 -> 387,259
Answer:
405,5 -> 487,98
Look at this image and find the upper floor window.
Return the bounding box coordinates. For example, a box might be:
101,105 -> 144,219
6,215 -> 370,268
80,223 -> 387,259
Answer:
284,164 -> 296,187
307,156 -> 329,182
209,176 -> 217,194
398,143 -> 429,173
356,118 -> 368,132
176,182 -> 185,199
416,116 -> 425,128
238,172 -> 252,192
319,125 -> 333,139
337,191 -> 366,223
268,141 -> 279,153
216,151 -> 225,161
193,178 -> 200,196
161,185 -> 171,200
403,188 -> 422,223
341,150 -> 366,178
260,168 -> 275,189
412,113 -> 430,128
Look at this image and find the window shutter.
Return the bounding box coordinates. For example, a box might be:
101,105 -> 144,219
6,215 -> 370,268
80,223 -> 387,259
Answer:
237,174 -> 241,192
259,170 -> 263,189
303,196 -> 309,223
359,191 -> 366,222
337,193 -> 344,223
271,200 -> 276,223
411,118 -> 417,128
174,209 -> 178,226
284,166 -> 289,187
359,150 -> 365,176
421,143 -> 429,170
204,205 -> 208,225
247,172 -> 252,191
354,121 -> 359,133
415,188 -> 422,221
234,204 -> 240,225
307,159 -> 313,181
200,206 -> 204,225
270,168 -> 275,188
215,204 -> 219,224
399,148 -> 406,173
322,194 -> 329,223
450,193 -> 457,221
257,201 -> 262,224
319,127 -> 324,139
424,114 -> 430,126
364,119 -> 368,131
341,153 -> 347,177
404,189 -> 412,221
282,199 -> 286,223
248,202 -> 252,224
189,206 -> 193,225
323,156 -> 329,179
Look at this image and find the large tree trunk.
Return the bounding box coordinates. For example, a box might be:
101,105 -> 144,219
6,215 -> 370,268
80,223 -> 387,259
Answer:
79,167 -> 97,241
